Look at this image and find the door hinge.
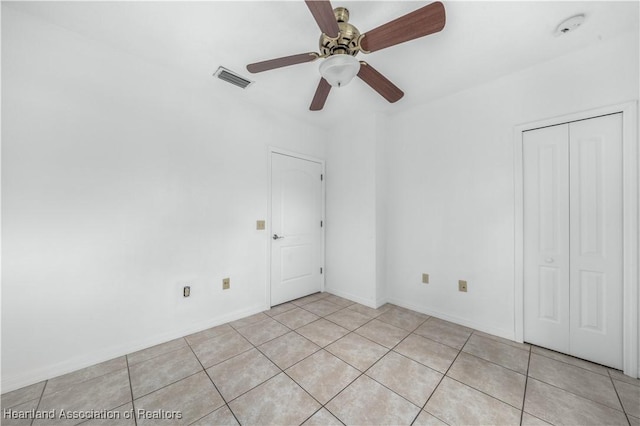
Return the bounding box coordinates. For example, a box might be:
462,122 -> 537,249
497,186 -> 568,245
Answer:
320,220 -> 323,227
320,267 -> 323,274
321,174 -> 323,181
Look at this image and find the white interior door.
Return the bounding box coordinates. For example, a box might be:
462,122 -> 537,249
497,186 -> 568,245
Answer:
568,114 -> 623,368
270,152 -> 323,306
523,114 -> 623,369
523,124 -> 571,354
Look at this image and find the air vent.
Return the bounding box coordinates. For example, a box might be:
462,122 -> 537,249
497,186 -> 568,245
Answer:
214,66 -> 254,89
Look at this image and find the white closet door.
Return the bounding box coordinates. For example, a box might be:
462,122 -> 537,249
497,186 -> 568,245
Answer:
569,114 -> 623,368
524,114 -> 624,369
523,124 -> 571,353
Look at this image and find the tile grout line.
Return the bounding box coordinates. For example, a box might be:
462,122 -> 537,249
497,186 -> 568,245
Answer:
127,346 -> 208,400
305,407 -> 348,426
413,326 -> 482,352
184,339 -> 242,426
185,328 -> 237,347
607,370 -> 632,425
206,301 -> 330,420
440,339 -> 626,421
359,319 -> 434,411
268,310 -> 323,335
28,379 -> 48,426
279,309 -> 392,423
319,316 -> 430,423
166,301 -> 498,425
127,338 -> 189,365
409,330 -> 474,426
248,302 -> 350,424
124,355 -> 138,426
527,375 -> 628,414
519,344 -> 532,426
442,375 -> 526,413
131,369 -> 205,402
325,311 -> 377,329
271,312 -> 321,330
459,351 -> 529,376
269,297 -> 377,424
471,329 -> 531,352
296,301 -> 343,319
250,333 -> 334,422
527,350 -> 629,414
183,298 -> 343,414
531,346 -> 612,377
28,359 -> 131,402
10,294 -> 570,426
391,332 -> 469,373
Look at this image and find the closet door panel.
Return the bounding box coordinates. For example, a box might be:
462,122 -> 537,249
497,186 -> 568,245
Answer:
569,114 -> 623,369
523,124 -> 571,353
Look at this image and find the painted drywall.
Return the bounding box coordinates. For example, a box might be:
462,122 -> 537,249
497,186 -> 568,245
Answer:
374,114 -> 390,308
384,31 -> 639,339
324,116 -> 378,306
1,7 -> 326,391
325,113 -> 391,308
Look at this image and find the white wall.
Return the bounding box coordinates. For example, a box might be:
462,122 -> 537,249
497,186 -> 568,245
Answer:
374,114 -> 390,307
1,7 -> 326,391
384,31 -> 639,339
325,113 -> 390,308
3,4 -> 639,393
324,116 -> 378,306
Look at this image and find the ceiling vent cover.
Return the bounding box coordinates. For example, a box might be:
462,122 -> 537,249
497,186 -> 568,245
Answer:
214,66 -> 254,89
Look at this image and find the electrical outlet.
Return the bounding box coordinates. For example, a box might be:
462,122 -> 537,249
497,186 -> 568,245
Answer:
222,278 -> 230,290
422,273 -> 429,284
458,280 -> 468,292
256,220 -> 265,230
183,286 -> 191,297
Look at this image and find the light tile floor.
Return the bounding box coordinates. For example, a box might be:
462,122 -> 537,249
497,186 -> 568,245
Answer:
2,292 -> 639,425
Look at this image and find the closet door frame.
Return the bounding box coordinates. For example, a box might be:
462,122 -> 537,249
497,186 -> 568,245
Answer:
514,101 -> 638,378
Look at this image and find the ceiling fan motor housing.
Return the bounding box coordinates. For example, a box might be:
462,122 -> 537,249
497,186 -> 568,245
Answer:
319,7 -> 361,57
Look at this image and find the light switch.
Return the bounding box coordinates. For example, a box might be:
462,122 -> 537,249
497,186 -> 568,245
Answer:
256,220 -> 265,230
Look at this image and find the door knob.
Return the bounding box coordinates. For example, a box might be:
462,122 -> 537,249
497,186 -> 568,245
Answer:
545,258 -> 554,263
273,234 -> 284,240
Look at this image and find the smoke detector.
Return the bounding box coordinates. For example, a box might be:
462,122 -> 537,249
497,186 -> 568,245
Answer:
555,14 -> 586,36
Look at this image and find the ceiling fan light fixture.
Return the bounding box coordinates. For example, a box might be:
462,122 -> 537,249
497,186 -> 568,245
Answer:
319,54 -> 360,87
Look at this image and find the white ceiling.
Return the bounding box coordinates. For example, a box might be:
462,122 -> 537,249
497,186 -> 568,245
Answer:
5,1 -> 639,123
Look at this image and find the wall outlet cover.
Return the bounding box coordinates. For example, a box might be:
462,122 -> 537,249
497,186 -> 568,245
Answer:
422,273 -> 429,284
223,278 -> 230,290
458,280 -> 468,292
256,220 -> 265,230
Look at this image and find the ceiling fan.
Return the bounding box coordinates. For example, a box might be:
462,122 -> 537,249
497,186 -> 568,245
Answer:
246,0 -> 446,111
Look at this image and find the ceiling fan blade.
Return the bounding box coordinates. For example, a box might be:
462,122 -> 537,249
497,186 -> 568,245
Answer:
310,78 -> 331,111
357,62 -> 404,103
247,53 -> 318,73
305,0 -> 340,38
360,1 -> 445,53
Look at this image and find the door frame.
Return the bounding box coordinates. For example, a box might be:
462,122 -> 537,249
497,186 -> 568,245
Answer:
266,147 -> 326,308
513,101 -> 639,377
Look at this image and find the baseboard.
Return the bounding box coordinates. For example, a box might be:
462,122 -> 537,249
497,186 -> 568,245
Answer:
324,287 -> 377,309
386,297 -> 515,342
1,303 -> 268,393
